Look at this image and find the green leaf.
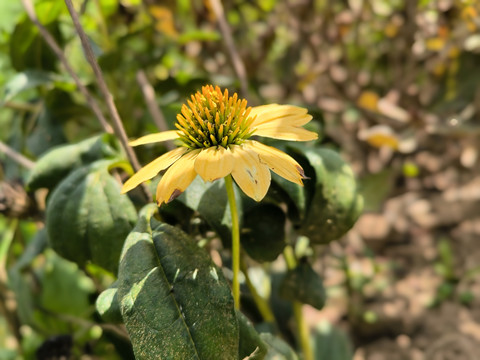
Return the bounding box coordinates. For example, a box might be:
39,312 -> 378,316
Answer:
13,227 -> 48,270
237,311 -> 268,360
26,89 -> 101,157
292,146 -> 363,244
260,334 -> 298,360
96,281 -> 123,324
279,262 -> 326,310
176,176 -> 243,244
9,17 -> 63,72
2,70 -> 75,103
241,203 -> 286,262
117,204 -> 239,359
178,30 -> 221,44
313,322 -> 353,360
46,161 -> 137,274
2,70 -> 51,102
40,249 -> 96,316
27,133 -> 120,191
271,173 -> 307,223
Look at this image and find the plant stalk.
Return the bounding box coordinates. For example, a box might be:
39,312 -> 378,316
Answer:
283,245 -> 314,360
224,175 -> 240,309
240,255 -> 275,323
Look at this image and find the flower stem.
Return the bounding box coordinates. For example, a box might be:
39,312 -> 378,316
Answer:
283,245 -> 314,360
240,255 -> 275,323
224,175 -> 240,309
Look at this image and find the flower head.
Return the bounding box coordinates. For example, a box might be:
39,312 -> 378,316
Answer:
122,85 -> 317,205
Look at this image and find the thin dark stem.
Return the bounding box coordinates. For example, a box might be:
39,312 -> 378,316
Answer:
64,0 -> 151,201
0,141 -> 35,170
136,70 -> 175,151
20,0 -> 113,134
208,0 -> 248,98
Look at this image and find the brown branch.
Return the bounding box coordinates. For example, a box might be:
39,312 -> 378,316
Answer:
64,0 -> 151,201
20,0 -> 113,134
208,0 -> 249,98
135,70 -> 175,151
0,141 -> 35,170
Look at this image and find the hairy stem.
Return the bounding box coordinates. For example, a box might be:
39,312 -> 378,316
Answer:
224,175 -> 240,309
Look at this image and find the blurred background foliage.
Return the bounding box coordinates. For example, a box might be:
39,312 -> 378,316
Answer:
1,0 -> 480,359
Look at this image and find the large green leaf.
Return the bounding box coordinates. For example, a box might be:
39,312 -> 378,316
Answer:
27,133 -> 120,191
176,176 -> 243,244
46,161 -> 137,274
241,203 -> 286,262
291,146 -> 363,244
279,262 -> 326,310
117,205 -> 239,359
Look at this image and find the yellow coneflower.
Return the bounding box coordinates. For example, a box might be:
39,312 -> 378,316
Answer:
122,85 -> 317,204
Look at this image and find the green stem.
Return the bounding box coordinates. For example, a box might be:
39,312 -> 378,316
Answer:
240,255 -> 275,323
283,245 -> 314,360
224,175 -> 240,309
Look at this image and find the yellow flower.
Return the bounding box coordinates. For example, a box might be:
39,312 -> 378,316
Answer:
122,85 -> 317,205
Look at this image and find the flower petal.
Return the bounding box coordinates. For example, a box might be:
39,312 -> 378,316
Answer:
249,104 -> 311,127
246,140 -> 305,185
249,104 -> 318,141
230,145 -> 271,201
253,125 -> 318,141
121,147 -> 188,193
129,130 -> 180,146
156,149 -> 201,205
194,146 -> 234,182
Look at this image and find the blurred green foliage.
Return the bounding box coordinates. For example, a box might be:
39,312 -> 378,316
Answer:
1,0 -> 479,358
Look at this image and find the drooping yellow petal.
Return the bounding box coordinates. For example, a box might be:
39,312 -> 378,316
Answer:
248,104 -> 317,141
249,104 -> 311,127
128,130 -> 180,146
245,140 -> 304,185
121,147 -> 188,194
194,146 -> 234,182
156,149 -> 201,205
253,125 -> 318,141
230,145 -> 271,201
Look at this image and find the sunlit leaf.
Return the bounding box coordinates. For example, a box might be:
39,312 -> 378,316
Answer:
117,204 -> 239,359
27,133 -> 120,191
46,161 -> 137,274
96,281 -> 123,324
290,146 -> 363,244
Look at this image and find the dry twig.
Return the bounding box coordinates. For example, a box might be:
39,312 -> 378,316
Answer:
208,0 -> 249,98
20,0 -> 113,134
